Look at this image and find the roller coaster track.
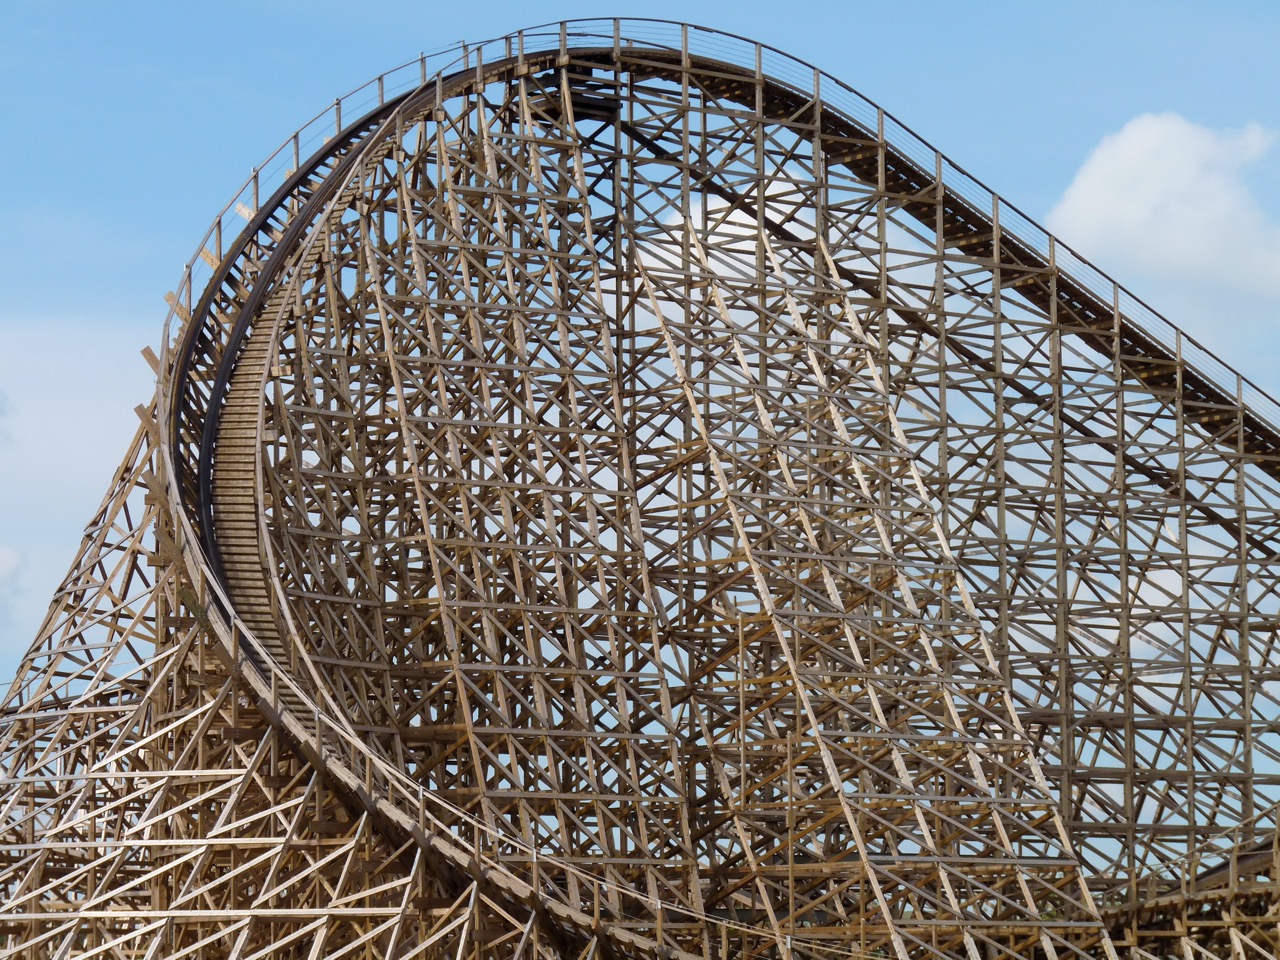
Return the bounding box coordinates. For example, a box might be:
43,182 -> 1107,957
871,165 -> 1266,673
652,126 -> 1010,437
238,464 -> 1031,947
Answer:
6,19 -> 1280,960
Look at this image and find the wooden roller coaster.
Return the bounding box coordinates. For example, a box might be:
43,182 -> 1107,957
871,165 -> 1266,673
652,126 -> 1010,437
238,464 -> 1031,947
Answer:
4,19 -> 1280,960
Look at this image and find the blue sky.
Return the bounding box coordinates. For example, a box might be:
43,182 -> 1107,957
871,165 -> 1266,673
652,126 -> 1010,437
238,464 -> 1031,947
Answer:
2,0 -> 1280,674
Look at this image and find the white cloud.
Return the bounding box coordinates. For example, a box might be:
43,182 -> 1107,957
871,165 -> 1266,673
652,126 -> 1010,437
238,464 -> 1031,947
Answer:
0,317 -> 155,675
1046,113 -> 1280,388
0,546 -> 18,646
0,548 -> 16,582
1048,113 -> 1280,296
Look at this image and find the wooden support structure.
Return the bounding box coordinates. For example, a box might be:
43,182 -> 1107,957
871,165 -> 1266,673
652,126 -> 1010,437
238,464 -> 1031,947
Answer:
4,19 -> 1280,960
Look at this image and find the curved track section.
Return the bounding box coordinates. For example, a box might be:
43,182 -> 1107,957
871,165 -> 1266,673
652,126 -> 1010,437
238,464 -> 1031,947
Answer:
173,42 -> 1109,960
7,19 -> 1280,960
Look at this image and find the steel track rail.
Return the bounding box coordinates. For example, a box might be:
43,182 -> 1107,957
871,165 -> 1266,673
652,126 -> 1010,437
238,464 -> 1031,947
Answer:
169,93 -> 410,570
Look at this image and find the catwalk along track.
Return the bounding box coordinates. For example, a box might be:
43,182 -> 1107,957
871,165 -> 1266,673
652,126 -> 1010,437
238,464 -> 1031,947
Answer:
5,19 -> 1280,960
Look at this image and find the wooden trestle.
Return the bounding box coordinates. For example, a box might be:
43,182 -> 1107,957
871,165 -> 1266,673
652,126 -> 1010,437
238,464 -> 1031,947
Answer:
4,19 -> 1280,960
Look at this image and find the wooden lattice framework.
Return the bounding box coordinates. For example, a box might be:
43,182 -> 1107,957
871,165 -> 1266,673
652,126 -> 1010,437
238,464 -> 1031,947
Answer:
4,19 -> 1280,960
